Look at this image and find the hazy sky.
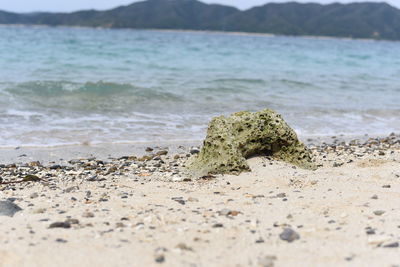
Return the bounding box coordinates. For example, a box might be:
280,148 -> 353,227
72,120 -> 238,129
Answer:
1,0 -> 399,12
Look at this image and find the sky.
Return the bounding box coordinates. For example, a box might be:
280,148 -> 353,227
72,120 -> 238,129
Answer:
0,0 -> 399,13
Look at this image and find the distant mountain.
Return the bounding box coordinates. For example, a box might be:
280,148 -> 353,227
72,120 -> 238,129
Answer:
223,2 -> 400,39
1,0 -> 400,40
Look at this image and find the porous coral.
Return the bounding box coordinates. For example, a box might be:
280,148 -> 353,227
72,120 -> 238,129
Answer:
187,109 -> 316,175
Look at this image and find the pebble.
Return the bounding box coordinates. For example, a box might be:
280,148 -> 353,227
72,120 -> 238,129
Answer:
156,150 -> 168,156
373,210 -> 385,216
0,201 -> 23,217
30,193 -> 39,199
190,147 -> 200,154
187,197 -> 199,202
279,228 -> 300,242
154,254 -> 165,263
175,243 -> 193,251
49,222 -> 71,229
366,229 -> 376,235
82,211 -> 94,218
383,242 -> 399,248
64,186 -> 79,193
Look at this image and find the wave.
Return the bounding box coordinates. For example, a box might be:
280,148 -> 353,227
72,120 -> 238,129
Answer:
212,78 -> 266,84
4,80 -> 185,112
274,78 -> 316,88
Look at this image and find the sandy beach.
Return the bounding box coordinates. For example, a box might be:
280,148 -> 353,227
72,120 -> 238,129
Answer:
0,134 -> 399,267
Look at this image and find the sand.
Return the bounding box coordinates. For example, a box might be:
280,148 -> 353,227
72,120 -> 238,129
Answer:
0,137 -> 399,267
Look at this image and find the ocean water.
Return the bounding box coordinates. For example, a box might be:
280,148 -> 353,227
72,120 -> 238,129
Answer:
1,25 -> 400,147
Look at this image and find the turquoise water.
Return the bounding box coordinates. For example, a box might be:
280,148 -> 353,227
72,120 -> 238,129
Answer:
1,25 -> 400,147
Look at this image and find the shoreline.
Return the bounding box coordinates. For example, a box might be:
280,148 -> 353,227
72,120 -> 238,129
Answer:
0,133 -> 396,165
1,24 -> 398,43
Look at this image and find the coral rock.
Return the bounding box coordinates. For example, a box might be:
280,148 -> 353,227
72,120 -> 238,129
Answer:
187,109 -> 316,175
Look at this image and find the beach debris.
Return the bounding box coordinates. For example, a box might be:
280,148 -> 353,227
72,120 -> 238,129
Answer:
0,200 -> 23,217
368,235 -> 391,246
279,228 -> 300,242
187,109 -> 316,175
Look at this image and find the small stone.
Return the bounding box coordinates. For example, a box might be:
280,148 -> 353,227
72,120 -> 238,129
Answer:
65,218 -> 79,225
154,254 -> 165,263
383,242 -> 399,248
333,162 -> 343,167
0,201 -> 22,217
23,175 -> 41,182
82,211 -> 95,218
55,238 -> 68,243
212,223 -> 224,228
116,222 -> 125,228
373,210 -> 385,216
156,150 -> 168,156
175,243 -> 193,251
371,195 -> 378,200
382,185 -> 391,188
366,229 -> 376,235
279,228 -> 300,242
255,238 -> 265,243
172,198 -> 186,205
49,222 -> 71,229
218,209 -> 240,217
30,193 -> 39,199
64,186 -> 79,193
145,147 -> 154,152
189,147 -> 200,155
49,165 -> 61,170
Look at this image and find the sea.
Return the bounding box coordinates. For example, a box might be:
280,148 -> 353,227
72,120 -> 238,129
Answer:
1,25 -> 399,147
